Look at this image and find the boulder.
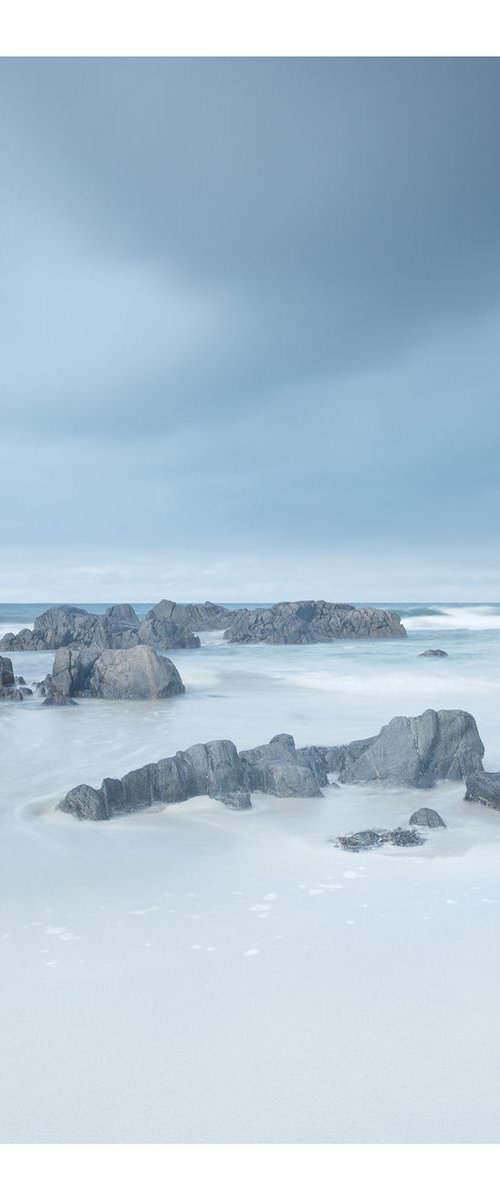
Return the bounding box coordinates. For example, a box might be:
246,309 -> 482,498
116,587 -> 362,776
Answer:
0,656 -> 33,700
464,771 -> 500,811
338,709 -> 484,788
48,644 -> 185,700
105,604 -> 139,626
419,649 -> 449,657
136,601 -> 201,649
138,598 -> 243,636
225,600 -> 406,644
409,807 -> 446,828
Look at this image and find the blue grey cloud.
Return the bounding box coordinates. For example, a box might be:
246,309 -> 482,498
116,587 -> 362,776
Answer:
1,58 -> 500,598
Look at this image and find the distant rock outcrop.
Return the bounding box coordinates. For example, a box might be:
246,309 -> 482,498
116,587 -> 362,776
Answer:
224,601 -> 406,644
0,599 -> 245,654
47,644 -> 185,700
419,649 -> 449,657
338,709 -> 483,788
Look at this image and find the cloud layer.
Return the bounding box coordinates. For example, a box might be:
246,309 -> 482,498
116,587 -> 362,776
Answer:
1,58 -> 500,599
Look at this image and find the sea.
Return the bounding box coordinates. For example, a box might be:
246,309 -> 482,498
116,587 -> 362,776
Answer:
2,600 -> 500,1142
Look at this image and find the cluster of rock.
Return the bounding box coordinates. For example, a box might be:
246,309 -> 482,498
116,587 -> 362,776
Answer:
332,807 -> 447,853
0,599 -> 244,654
0,656 -> 33,701
58,708 -> 484,821
40,644 -> 185,703
0,598 -> 408,654
225,601 -> 406,644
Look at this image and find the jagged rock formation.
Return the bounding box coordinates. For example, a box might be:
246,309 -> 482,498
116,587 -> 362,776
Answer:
464,771 -> 500,811
58,709 -> 482,821
338,709 -> 483,787
46,644 -> 185,700
224,601 -> 406,644
0,599 -> 244,653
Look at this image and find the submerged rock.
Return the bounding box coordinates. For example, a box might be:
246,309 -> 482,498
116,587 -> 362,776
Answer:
338,709 -> 483,788
419,649 -> 449,657
331,827 -> 426,852
464,771 -> 500,811
409,807 -> 446,828
48,644 -> 185,700
225,600 -> 406,644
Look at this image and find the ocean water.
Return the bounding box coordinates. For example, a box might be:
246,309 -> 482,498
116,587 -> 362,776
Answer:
2,601 -> 500,1142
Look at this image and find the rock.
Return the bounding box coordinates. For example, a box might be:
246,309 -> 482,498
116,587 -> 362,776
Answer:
0,655 -> 15,688
0,600 -> 206,653
419,649 -> 449,657
213,791 -> 252,810
139,599 -> 243,635
42,692 -> 78,707
296,746 -> 330,787
58,784 -> 109,820
262,762 -> 322,797
14,675 -> 26,685
389,828 -> 426,847
136,601 -> 201,649
312,738 -> 376,776
338,709 -> 484,788
105,604 -> 139,626
0,656 -> 33,700
464,771 -> 500,811
48,644 -> 185,700
330,827 -> 426,851
409,807 -> 446,828
225,600 -> 406,644
58,732 -> 325,820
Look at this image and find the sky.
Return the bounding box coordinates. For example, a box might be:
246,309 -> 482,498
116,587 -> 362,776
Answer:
1,57 -> 500,602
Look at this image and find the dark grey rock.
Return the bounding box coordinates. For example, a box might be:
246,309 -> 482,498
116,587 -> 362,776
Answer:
389,828 -> 426,847
330,827 -> 426,852
0,655 -> 15,688
58,783 -> 109,820
313,738 -> 376,776
105,604 -> 139,626
409,807 -> 446,828
464,771 -> 500,811
225,600 -> 406,644
419,649 -> 449,657
339,709 -> 484,788
296,746 -> 329,787
48,644 -> 185,700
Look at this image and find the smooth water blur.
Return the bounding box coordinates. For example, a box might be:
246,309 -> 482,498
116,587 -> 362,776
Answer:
2,601 -> 500,1142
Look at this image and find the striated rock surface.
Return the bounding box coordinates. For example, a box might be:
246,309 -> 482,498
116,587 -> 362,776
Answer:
338,709 -> 483,788
48,644 -> 185,700
58,732 -> 323,820
224,600 -> 406,644
464,771 -> 500,811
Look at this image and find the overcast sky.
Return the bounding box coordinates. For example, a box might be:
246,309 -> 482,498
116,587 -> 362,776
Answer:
1,57 -> 500,601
